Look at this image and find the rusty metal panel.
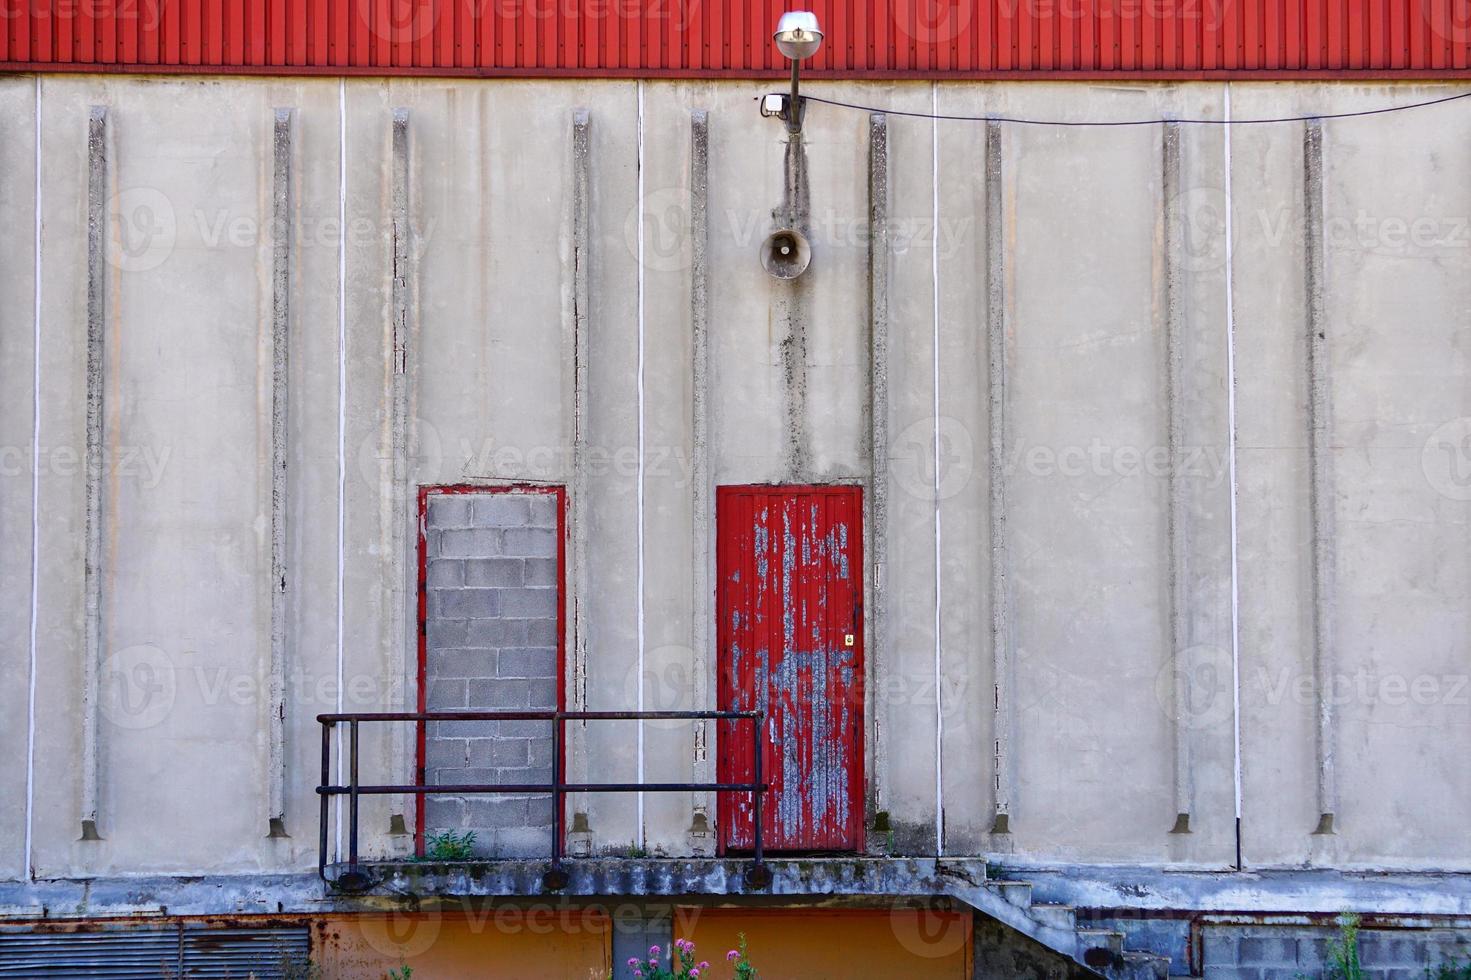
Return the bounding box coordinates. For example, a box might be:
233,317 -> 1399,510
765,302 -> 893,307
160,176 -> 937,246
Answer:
0,924 -> 309,978
180,925 -> 310,978
716,484 -> 863,853
0,927 -> 180,978
313,911 -> 611,976
3,1 -> 1471,75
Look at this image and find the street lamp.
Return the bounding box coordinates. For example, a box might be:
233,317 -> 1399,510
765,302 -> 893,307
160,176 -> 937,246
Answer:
773,11 -> 823,135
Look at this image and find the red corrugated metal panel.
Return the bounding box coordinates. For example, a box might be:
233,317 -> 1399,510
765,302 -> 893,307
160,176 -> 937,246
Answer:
716,485 -> 863,854
4,0 -> 1471,74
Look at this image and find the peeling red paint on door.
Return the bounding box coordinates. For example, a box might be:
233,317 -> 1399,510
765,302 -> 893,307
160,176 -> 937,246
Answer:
717,485 -> 863,853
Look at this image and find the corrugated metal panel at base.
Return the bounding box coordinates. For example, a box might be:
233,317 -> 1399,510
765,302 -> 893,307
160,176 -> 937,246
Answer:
0,928 -> 179,978
0,924 -> 310,978
1,0 -> 1470,76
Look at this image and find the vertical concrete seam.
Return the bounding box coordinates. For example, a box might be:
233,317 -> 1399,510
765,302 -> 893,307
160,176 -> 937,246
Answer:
81,104 -> 108,841
866,112 -> 890,819
25,74 -> 43,875
390,107 -> 412,817
1303,118 -> 1337,834
267,107 -> 294,834
1162,119 -> 1193,833
689,108 -> 713,823
985,120 -> 1013,835
930,82 -> 944,854
569,107 -> 592,808
635,82 -> 647,846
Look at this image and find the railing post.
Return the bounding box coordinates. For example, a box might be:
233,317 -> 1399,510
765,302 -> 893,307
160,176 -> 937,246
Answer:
745,710 -> 771,888
326,719 -> 374,892
543,712 -> 569,891
318,721 -> 332,881
347,719 -> 361,878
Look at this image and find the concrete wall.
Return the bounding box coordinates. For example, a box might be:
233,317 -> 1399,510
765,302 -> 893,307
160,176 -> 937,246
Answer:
0,74 -> 1467,880
1201,924 -> 1471,979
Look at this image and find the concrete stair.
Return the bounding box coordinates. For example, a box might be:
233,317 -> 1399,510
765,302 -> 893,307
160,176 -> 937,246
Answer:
1076,929 -> 1170,978
937,867 -> 1173,979
1077,927 -> 1126,957
1028,901 -> 1078,932
994,879 -> 1034,909
1116,951 -> 1172,979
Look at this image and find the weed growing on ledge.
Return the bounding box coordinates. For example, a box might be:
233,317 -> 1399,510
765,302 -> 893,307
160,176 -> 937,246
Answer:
1293,914 -> 1471,980
1325,913 -> 1362,980
1296,913 -> 1362,980
420,830 -> 477,861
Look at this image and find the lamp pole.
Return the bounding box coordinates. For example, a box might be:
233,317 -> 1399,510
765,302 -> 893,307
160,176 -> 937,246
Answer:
773,12 -> 823,137
789,57 -> 801,135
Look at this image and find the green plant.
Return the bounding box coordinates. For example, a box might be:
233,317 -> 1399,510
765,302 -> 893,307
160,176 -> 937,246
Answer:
386,964 -> 414,980
421,829 -> 477,861
622,935 -> 756,979
729,933 -> 757,980
1325,913 -> 1363,980
626,840 -> 649,859
1426,963 -> 1471,979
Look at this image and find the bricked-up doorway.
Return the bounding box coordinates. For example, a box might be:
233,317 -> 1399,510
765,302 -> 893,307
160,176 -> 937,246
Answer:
416,485 -> 565,859
716,485 -> 865,854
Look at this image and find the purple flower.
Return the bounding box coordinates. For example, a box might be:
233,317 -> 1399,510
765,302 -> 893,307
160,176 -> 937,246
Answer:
649,945 -> 661,957
727,950 -> 739,962
689,971 -> 700,978
698,962 -> 709,971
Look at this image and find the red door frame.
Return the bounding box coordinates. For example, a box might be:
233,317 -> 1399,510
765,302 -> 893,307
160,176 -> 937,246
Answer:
714,483 -> 866,854
414,483 -> 567,858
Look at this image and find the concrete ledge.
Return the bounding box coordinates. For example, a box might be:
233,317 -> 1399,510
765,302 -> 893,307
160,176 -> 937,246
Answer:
0,859 -> 985,921
6,863 -> 1471,923
0,874 -> 330,921
1000,863 -> 1471,916
341,856 -> 985,901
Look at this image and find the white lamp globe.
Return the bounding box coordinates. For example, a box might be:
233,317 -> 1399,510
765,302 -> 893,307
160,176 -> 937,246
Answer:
774,11 -> 823,61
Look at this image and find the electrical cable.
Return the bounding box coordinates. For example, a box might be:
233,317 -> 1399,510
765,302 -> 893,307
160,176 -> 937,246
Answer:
764,88 -> 1471,127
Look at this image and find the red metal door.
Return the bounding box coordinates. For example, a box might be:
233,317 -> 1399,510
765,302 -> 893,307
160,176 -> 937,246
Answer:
716,485 -> 864,853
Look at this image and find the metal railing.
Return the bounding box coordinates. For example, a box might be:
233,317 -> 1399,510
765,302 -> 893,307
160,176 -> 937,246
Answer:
316,710 -> 769,892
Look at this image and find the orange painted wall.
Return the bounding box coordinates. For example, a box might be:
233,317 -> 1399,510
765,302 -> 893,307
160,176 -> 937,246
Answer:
313,908 -> 610,980
673,908 -> 973,980
310,905 -> 969,979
